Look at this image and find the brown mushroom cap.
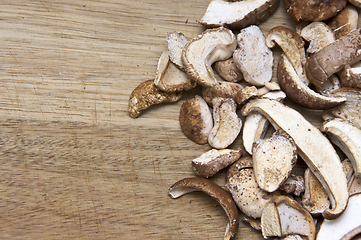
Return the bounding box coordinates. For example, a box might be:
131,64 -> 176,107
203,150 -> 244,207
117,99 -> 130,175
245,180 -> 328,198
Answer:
168,177 -> 239,240
284,0 -> 347,22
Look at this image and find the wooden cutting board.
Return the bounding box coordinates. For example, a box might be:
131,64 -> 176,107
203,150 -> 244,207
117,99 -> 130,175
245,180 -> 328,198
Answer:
0,1 -> 359,239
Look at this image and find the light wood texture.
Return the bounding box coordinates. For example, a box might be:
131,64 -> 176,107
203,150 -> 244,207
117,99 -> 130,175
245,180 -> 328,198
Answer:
0,1 -> 359,239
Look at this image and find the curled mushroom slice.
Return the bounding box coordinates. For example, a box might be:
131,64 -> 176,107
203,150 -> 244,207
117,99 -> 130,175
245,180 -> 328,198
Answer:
241,98 -> 348,219
261,196 -> 316,240
166,31 -> 189,70
305,28 -> 361,88
202,81 -> 243,107
154,51 -> 196,92
252,130 -> 298,192
192,148 -> 242,178
226,156 -> 280,219
182,27 -> 237,87
168,177 -> 239,240
302,168 -> 330,216
128,80 -> 183,118
214,58 -> 243,83
277,54 -> 346,109
208,98 -> 242,149
284,0 -> 347,22
233,25 -> 273,87
321,118 -> 361,178
316,193 -> 361,240
199,0 -> 280,30
266,26 -> 308,85
179,95 -> 213,144
300,22 -> 335,54
328,4 -> 358,39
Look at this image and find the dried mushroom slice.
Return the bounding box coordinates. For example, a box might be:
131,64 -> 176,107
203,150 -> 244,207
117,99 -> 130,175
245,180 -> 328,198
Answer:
202,81 -> 243,107
154,51 -> 196,92
208,98 -> 242,149
179,95 -> 213,144
166,31 -> 189,70
328,4 -> 358,39
325,87 -> 361,129
300,22 -> 335,54
277,54 -> 346,109
284,0 -> 347,22
305,28 -> 361,88
128,79 -> 183,118
266,26 -> 308,85
252,130 -> 297,192
261,202 -> 282,238
182,27 -> 237,87
316,193 -> 361,240
233,25 -> 273,87
262,196 -> 316,240
241,98 -> 348,219
199,0 -> 280,30
321,118 -> 361,178
168,177 -> 239,240
226,156 -> 280,219
302,168 -> 330,216
192,148 -> 242,178
213,58 -> 243,83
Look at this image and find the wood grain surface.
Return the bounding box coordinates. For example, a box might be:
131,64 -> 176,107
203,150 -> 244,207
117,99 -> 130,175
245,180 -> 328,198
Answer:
0,1 -> 359,239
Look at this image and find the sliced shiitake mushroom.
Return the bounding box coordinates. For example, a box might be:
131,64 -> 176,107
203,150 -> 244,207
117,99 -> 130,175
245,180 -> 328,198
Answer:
168,177 -> 239,240
233,25 -> 273,87
226,156 -> 280,219
154,51 -> 196,92
208,97 -> 242,149
128,80 -> 183,118
192,148 -> 242,178
252,129 -> 298,192
166,31 -> 189,70
261,196 -> 316,240
316,193 -> 361,240
277,53 -> 346,109
300,21 -> 335,54
321,118 -> 361,178
302,168 -> 330,216
179,95 -> 213,144
199,0 -> 280,30
182,27 -> 237,87
266,26 -> 308,85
